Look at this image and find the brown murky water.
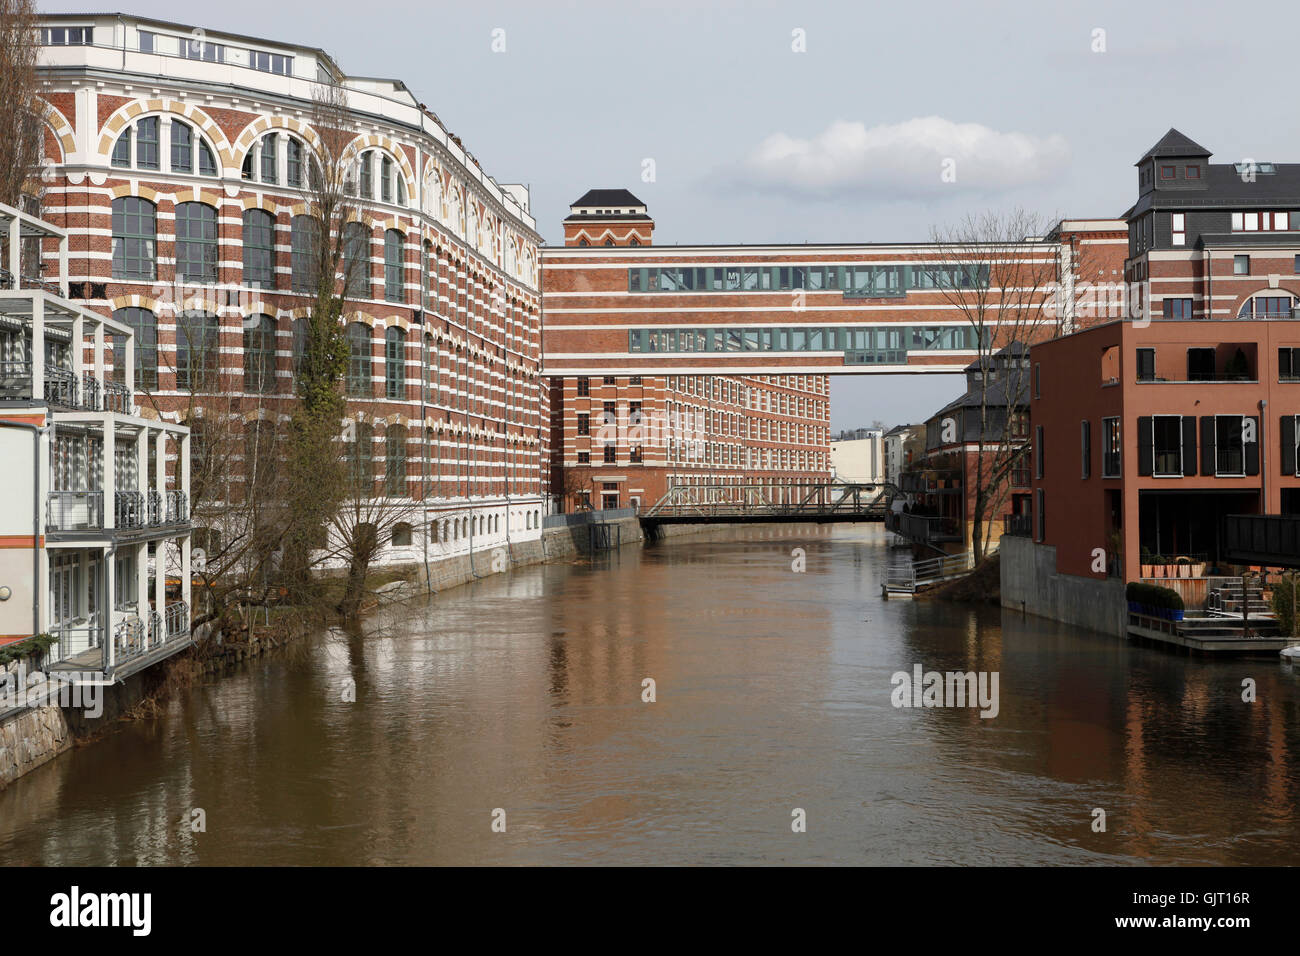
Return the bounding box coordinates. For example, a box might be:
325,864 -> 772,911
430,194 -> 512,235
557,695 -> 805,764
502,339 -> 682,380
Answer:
2,524 -> 1298,865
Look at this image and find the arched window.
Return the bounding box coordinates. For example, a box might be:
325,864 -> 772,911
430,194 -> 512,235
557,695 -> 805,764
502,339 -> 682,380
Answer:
421,240 -> 433,308
112,116 -> 217,176
385,425 -> 407,496
346,322 -> 371,397
176,311 -> 219,392
291,215 -> 320,293
384,230 -> 405,302
111,197 -> 156,280
111,307 -> 157,389
343,222 -> 370,298
243,314 -> 276,392
353,148 -> 406,205
242,209 -> 276,288
175,202 -> 217,282
391,522 -> 412,547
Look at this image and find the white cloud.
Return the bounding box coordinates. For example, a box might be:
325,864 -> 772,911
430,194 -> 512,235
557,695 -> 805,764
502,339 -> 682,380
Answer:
734,117 -> 1070,199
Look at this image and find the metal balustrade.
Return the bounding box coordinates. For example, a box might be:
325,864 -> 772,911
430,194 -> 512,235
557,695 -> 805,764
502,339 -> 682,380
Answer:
147,489 -> 162,525
165,601 -> 190,641
80,372 -> 101,411
46,490 -> 103,531
115,490 -> 146,528
48,619 -> 103,665
165,490 -> 189,524
0,360 -> 32,399
113,616 -> 145,661
103,379 -> 132,414
43,367 -> 78,407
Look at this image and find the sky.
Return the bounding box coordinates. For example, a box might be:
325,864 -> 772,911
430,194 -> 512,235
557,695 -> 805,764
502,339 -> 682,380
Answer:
45,0 -> 1300,429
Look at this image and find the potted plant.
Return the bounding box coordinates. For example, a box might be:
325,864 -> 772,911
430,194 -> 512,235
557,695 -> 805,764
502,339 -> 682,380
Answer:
1151,555 -> 1168,578
1140,546 -> 1154,579
1176,556 -> 1192,579
1191,559 -> 1206,578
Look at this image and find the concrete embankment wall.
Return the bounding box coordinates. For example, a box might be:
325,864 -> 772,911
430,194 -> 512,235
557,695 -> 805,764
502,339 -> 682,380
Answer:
999,535 -> 1127,638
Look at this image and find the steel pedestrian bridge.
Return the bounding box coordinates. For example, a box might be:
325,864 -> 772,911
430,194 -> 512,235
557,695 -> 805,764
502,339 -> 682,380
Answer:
640,481 -> 897,528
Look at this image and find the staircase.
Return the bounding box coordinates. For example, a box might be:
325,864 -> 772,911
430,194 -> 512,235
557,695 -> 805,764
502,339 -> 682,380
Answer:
1207,583 -> 1272,617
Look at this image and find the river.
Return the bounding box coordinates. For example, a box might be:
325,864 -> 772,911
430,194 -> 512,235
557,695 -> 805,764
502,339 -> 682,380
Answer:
2,524 -> 1298,865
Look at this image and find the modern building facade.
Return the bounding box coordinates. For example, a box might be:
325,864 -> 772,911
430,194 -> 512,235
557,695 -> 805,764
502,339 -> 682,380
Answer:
830,429 -> 884,484
33,13 -> 548,571
883,424 -> 923,488
1,202 -> 192,679
1029,129 -> 1300,584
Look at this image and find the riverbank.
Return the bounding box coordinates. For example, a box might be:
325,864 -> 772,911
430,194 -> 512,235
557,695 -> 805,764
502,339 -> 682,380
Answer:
0,514 -> 733,791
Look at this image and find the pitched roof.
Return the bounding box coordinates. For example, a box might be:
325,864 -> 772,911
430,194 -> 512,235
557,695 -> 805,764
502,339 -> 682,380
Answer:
570,188 -> 645,208
1137,128 -> 1211,164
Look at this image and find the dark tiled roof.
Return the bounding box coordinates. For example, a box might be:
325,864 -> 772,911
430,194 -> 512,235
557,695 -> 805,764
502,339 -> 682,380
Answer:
1138,128 -> 1211,163
562,212 -> 653,222
1128,163 -> 1300,218
571,188 -> 645,208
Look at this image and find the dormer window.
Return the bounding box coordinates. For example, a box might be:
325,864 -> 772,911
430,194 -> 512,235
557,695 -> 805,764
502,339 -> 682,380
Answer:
1160,165 -> 1176,180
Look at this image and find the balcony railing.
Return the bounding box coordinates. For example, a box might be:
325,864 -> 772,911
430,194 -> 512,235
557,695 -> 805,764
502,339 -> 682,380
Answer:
0,362 -> 133,412
46,490 -> 103,531
103,379 -> 132,414
115,490 -> 146,528
886,510 -> 962,544
48,618 -> 103,665
165,601 -> 190,641
80,372 -> 101,411
165,490 -> 189,524
0,360 -> 32,399
43,366 -> 78,407
113,615 -> 145,661
1003,513 -> 1032,537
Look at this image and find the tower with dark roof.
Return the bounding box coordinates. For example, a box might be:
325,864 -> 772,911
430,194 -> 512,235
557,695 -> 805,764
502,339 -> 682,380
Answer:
562,189 -> 654,246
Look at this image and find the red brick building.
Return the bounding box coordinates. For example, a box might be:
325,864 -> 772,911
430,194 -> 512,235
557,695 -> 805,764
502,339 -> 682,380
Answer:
1029,129 -> 1300,584
34,13 -> 548,567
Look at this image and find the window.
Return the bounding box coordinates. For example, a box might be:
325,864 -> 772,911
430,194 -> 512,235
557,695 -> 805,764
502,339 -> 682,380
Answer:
176,312 -> 219,392
384,230 -> 405,302
344,223 -> 370,297
111,307 -> 157,389
1281,347 -> 1300,382
1171,212 -> 1185,247
287,138 -> 304,188
1034,426 -> 1044,479
1080,420 -> 1091,479
42,26 -> 92,45
630,376 -> 642,385
1240,295 -> 1294,320
243,314 -> 276,393
138,30 -> 155,53
359,153 -> 373,198
175,203 -> 217,282
1136,347 -> 1156,382
1102,417 -> 1121,477
1152,415 -> 1184,477
347,420 -> 373,485
250,50 -> 293,74
134,116 -> 160,170
391,522 -> 412,547
576,376 -> 589,397
385,426 -> 407,496
577,451 -> 590,464
346,323 -> 371,397
1162,298 -> 1193,320
1234,255 -> 1250,275
1034,488 -> 1045,542
170,120 -> 193,173
111,197 -> 156,280
1033,364 -> 1041,399
577,413 -> 589,436
242,209 -> 275,288
385,326 -> 404,399
1186,166 -> 1200,180
602,401 -> 616,426
1187,348 -> 1216,381
260,134 -> 277,184
603,444 -> 616,463
291,215 -> 320,293
603,376 -> 616,385
381,156 -> 394,203
181,38 -> 225,62
1214,415 -> 1246,476
1160,165 -> 1175,180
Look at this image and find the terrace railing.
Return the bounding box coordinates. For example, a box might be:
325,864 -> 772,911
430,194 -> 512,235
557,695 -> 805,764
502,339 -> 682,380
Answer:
46,490 -> 103,532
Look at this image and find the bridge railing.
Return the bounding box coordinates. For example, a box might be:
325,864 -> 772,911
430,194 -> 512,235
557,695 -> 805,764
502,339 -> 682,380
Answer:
644,481 -> 895,520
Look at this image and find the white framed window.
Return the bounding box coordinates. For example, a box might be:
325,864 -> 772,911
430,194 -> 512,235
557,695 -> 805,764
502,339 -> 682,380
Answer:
1171,212 -> 1185,247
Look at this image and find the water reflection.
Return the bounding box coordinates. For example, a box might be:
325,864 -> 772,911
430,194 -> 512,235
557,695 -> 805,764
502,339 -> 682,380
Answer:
1,524 -> 1297,865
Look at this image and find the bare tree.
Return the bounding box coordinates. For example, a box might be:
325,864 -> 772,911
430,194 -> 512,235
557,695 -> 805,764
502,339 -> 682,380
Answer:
0,0 -> 47,212
928,209 -> 1058,560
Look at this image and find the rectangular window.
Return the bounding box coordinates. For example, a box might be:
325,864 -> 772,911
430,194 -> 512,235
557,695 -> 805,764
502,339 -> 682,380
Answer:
603,444 -> 616,464
1234,255 -> 1250,275
1280,347 -> 1300,382
1171,213 -> 1185,246
577,413 -> 589,436
1162,298 -> 1193,320
1215,415 -> 1246,476
170,120 -> 193,173
1102,417 -> 1121,477
138,30 -> 155,53
1136,347 -> 1156,381
1080,420 -> 1091,479
1153,415 -> 1183,477
250,51 -> 293,74
1033,363 -> 1041,399
260,136 -> 278,184
182,38 -> 225,62
1034,489 -> 1045,542
1188,348 -> 1216,381
577,452 -> 590,464
1160,166 -> 1176,180
42,26 -> 92,45
135,117 -> 160,170
1034,425 -> 1044,479
576,377 -> 589,397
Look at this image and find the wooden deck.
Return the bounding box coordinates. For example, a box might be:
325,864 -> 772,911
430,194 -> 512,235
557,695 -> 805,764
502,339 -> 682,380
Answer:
1127,612 -> 1296,654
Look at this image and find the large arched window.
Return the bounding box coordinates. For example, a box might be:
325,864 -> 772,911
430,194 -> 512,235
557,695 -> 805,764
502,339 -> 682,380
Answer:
385,424 -> 407,496
343,222 -> 370,298
176,311 -> 219,392
1238,293 -> 1296,319
111,197 -> 156,280
291,215 -> 320,294
112,116 -> 217,176
385,326 -> 404,399
243,314 -> 276,393
384,229 -> 405,302
175,202 -> 217,282
346,322 -> 371,397
242,209 -> 276,289
111,307 -> 157,389
353,148 -> 406,206
242,132 -> 310,187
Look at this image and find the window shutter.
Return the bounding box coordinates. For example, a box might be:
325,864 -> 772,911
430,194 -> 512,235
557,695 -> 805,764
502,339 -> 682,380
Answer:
1282,415 -> 1298,477
1181,416 -> 1197,476
1200,416 -> 1216,476
1245,416 -> 1260,476
1137,416 -> 1154,476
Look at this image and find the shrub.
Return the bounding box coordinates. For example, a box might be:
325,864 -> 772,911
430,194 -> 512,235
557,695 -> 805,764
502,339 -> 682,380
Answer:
1271,572 -> 1298,637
